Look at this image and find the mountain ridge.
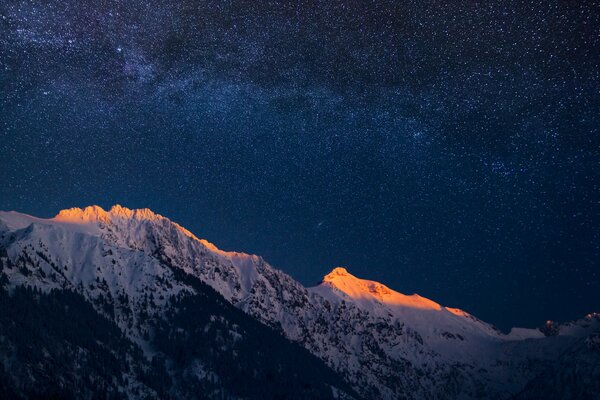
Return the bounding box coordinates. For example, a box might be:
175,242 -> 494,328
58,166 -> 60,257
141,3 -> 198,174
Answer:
0,205 -> 561,331
1,205 -> 598,399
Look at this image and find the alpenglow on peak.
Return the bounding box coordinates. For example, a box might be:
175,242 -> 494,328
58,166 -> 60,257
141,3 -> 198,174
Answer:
54,204 -> 165,223
319,266 -> 443,311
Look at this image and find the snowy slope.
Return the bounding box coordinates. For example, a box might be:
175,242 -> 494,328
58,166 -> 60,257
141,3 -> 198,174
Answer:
0,205 -> 598,400
0,206 -> 356,399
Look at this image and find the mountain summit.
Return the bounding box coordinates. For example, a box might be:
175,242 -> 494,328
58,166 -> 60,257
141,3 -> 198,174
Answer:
318,266 -> 442,311
1,206 -> 598,400
54,204 -> 164,223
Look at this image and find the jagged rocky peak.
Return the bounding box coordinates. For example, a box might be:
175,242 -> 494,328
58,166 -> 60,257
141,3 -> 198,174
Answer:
52,205 -> 252,261
54,204 -> 203,243
54,204 -> 164,223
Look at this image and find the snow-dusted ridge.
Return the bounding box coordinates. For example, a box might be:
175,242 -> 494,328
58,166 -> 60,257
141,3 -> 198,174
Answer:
314,266 -> 443,310
1,205 -> 598,400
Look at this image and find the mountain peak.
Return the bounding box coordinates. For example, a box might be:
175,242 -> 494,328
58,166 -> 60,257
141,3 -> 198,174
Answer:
326,267 -> 351,277
54,204 -> 164,223
319,267 -> 442,311
54,205 -> 108,222
50,204 -> 249,260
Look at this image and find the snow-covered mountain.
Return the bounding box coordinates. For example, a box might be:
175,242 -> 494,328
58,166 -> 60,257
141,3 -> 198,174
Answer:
0,206 -> 355,399
0,205 -> 598,399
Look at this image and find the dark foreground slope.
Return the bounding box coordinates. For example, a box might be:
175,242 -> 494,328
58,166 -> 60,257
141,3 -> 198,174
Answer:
0,281 -> 356,400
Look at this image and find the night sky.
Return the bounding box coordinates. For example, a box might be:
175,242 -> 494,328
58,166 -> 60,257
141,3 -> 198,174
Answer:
1,0 -> 599,330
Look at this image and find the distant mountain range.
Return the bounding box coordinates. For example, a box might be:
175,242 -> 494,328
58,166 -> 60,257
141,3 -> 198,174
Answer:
1,205 -> 598,399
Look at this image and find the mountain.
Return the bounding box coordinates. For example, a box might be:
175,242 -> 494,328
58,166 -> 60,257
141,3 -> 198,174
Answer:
0,206 -> 356,399
0,205 -> 598,400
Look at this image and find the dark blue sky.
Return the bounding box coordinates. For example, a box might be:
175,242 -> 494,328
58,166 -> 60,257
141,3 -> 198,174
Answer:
1,0 -> 598,330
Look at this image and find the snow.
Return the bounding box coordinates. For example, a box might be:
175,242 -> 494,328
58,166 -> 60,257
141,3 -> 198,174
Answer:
317,266 -> 442,310
1,205 -> 598,400
506,327 -> 545,340
312,267 -> 503,343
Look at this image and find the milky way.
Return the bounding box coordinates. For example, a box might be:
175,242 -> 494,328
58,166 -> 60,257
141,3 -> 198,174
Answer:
1,0 -> 599,329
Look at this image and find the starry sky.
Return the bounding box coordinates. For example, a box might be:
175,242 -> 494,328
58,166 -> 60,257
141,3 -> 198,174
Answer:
1,0 -> 599,330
